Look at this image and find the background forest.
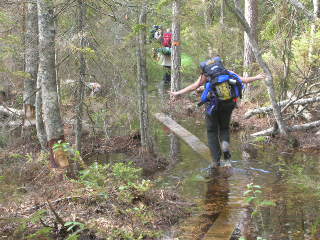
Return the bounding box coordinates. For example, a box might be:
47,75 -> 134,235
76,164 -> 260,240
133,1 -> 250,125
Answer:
0,0 -> 319,239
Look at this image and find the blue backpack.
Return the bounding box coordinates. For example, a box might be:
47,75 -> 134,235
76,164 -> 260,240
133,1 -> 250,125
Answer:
198,58 -> 244,114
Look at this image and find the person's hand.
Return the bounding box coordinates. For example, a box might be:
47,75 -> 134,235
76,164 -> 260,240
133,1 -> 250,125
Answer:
255,72 -> 266,80
169,91 -> 180,101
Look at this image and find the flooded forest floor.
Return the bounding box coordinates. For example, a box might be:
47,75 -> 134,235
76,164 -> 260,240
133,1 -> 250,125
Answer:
0,96 -> 319,240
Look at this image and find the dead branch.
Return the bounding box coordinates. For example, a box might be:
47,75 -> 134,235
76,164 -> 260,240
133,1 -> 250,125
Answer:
244,96 -> 320,119
0,105 -> 23,118
251,120 -> 320,137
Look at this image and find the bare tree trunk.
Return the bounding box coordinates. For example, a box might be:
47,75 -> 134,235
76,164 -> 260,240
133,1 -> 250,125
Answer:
243,0 -> 257,99
220,0 -> 225,24
308,0 -> 319,63
35,72 -> 47,150
224,0 -> 288,136
171,0 -> 181,92
75,0 -> 86,152
24,0 -> 38,124
137,2 -> 153,153
203,0 -> 216,56
37,0 -> 68,168
32,0 -> 47,150
219,0 -> 225,54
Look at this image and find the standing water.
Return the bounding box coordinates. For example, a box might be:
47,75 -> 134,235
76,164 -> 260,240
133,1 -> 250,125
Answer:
153,111 -> 320,240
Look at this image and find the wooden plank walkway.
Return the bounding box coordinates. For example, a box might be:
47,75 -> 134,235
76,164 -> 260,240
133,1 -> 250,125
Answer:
154,113 -> 212,163
154,113 -> 248,240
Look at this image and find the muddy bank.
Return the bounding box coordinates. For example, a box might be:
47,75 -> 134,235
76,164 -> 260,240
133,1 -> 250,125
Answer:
0,148 -> 190,240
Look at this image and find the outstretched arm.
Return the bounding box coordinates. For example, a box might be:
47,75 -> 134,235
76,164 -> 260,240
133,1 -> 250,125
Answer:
170,75 -> 207,97
229,71 -> 266,83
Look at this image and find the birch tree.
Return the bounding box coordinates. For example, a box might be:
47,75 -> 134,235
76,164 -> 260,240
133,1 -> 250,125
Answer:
224,0 -> 288,136
171,0 -> 181,91
137,2 -> 153,153
37,0 -> 68,167
24,0 -> 38,125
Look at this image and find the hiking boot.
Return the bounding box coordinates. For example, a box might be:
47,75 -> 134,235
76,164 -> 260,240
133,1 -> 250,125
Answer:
223,151 -> 231,160
223,151 -> 232,167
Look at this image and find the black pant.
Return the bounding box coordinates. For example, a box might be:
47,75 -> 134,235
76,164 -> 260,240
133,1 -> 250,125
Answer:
205,99 -> 236,165
163,66 -> 171,83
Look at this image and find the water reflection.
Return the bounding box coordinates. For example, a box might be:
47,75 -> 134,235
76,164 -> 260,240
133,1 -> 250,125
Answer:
181,170 -> 231,239
169,133 -> 181,167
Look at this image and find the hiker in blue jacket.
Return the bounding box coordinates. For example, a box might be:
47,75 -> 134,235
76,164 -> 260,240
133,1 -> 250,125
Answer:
170,56 -> 265,168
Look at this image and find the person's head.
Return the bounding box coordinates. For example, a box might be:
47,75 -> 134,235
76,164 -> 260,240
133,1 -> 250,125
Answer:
166,28 -> 171,33
213,56 -> 222,64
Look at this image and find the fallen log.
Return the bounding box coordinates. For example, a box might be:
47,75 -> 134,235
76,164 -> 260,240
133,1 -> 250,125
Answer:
251,120 -> 320,137
0,120 -> 23,128
244,96 -> 320,119
0,105 -> 23,118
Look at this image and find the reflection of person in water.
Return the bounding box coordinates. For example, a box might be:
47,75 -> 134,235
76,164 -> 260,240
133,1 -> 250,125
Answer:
204,171 -> 230,214
188,171 -> 230,239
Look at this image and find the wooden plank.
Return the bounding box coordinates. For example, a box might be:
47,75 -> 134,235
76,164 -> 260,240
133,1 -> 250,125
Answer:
203,176 -> 247,240
154,112 -> 212,163
154,113 -> 248,240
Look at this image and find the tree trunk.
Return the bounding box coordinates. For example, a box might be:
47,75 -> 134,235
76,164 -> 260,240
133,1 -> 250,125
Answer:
136,2 -> 153,153
308,0 -> 319,63
171,0 -> 181,91
24,0 -> 38,124
219,0 -> 225,54
75,0 -> 86,152
224,0 -> 288,136
37,0 -> 68,168
35,72 -> 47,150
203,0 -> 216,56
220,0 -> 225,24
243,0 -> 257,99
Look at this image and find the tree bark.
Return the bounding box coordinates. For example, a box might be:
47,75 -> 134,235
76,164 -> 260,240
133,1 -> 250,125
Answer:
75,0 -> 86,152
37,0 -> 67,168
136,2 -> 153,153
243,0 -> 257,98
224,0 -> 288,136
171,0 -> 181,91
